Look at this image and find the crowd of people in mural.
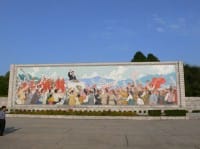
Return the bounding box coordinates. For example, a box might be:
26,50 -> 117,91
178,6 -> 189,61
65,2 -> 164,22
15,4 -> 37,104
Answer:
16,70 -> 177,106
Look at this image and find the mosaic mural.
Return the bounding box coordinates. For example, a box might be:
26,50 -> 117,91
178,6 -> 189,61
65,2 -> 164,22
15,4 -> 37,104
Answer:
15,64 -> 178,106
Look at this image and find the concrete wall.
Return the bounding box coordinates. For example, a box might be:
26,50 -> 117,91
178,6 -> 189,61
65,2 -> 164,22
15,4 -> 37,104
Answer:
6,62 -> 197,111
1,97 -> 200,113
185,97 -> 200,111
0,97 -> 8,106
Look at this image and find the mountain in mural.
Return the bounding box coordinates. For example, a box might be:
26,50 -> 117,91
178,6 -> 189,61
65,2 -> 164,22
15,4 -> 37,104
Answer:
18,72 -> 41,82
80,76 -> 114,86
117,79 -> 134,86
79,73 -> 176,88
17,70 -> 177,89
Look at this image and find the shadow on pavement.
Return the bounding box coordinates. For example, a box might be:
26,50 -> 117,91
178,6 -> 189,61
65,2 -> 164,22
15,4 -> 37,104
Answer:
4,127 -> 21,135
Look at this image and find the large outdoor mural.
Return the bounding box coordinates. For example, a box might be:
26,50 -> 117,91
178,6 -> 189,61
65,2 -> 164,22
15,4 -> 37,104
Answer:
15,64 -> 178,106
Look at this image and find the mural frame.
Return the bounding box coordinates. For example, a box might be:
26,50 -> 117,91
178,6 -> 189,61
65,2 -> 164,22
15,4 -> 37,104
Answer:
7,61 -> 185,111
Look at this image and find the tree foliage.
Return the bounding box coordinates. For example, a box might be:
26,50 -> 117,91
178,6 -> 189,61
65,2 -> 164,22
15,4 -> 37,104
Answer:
131,51 -> 147,62
131,51 -> 159,62
147,53 -> 160,62
0,71 -> 9,96
184,64 -> 200,96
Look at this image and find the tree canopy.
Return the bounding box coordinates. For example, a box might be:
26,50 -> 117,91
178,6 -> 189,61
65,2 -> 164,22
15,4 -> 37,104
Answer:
0,71 -> 9,97
184,64 -> 200,96
131,51 -> 160,62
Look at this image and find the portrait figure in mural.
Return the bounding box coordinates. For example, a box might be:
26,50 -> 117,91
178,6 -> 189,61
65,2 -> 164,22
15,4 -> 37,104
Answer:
68,70 -> 77,81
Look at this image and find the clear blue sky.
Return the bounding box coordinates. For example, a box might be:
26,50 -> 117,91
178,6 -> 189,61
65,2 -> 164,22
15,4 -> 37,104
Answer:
0,0 -> 200,75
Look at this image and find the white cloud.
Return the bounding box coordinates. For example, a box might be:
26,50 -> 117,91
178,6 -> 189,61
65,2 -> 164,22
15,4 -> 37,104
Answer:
33,67 -> 39,73
29,67 -> 40,76
169,24 -> 180,29
105,66 -> 128,81
81,72 -> 99,79
156,27 -> 165,32
152,15 -> 186,33
136,65 -> 175,79
153,15 -> 166,25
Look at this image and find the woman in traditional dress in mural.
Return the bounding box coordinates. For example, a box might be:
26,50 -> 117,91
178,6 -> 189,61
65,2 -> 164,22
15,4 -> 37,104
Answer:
136,93 -> 144,105
126,91 -> 135,105
68,89 -> 76,106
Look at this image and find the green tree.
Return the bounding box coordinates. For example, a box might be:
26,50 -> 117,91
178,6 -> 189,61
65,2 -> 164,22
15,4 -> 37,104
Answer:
184,64 -> 200,96
131,51 -> 147,62
147,53 -> 160,62
0,71 -> 9,97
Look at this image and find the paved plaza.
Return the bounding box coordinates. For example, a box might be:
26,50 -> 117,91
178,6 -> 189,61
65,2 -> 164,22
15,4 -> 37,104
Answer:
0,117 -> 200,149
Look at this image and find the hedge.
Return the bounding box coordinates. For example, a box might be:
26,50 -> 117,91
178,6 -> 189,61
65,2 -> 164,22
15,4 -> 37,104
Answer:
148,110 -> 161,116
164,110 -> 188,116
9,109 -> 138,116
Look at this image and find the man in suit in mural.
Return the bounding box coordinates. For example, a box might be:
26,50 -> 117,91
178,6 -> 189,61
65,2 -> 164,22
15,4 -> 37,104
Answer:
68,70 -> 77,81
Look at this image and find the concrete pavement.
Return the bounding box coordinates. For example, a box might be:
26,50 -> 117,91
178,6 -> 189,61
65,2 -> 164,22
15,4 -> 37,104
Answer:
0,117 -> 200,149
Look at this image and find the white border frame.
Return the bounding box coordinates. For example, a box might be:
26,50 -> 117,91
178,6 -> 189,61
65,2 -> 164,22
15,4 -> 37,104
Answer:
7,61 -> 186,110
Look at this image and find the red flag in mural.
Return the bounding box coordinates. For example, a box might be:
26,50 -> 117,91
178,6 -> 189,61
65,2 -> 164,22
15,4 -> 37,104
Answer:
151,77 -> 166,89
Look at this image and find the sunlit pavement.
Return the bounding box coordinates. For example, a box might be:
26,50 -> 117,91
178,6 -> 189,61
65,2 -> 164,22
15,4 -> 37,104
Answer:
0,117 -> 200,149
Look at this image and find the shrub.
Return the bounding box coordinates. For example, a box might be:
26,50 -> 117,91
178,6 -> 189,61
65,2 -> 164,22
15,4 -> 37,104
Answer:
192,110 -> 200,113
164,110 -> 188,116
148,110 -> 161,116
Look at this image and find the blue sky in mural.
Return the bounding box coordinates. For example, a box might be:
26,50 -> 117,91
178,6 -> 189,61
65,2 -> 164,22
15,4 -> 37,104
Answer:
18,64 -> 176,88
0,0 -> 200,75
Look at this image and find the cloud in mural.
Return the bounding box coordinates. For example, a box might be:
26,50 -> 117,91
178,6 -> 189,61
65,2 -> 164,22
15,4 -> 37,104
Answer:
81,72 -> 99,79
105,66 -> 128,81
133,65 -> 175,79
28,67 -> 40,76
149,65 -> 175,75
50,72 -> 59,79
